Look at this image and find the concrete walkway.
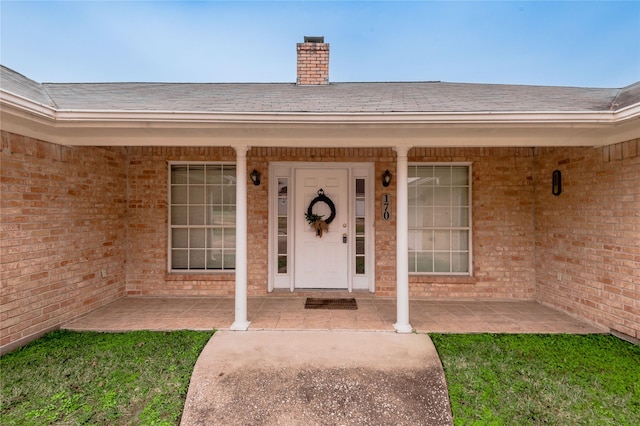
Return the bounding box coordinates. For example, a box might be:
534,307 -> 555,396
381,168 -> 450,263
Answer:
180,331 -> 453,425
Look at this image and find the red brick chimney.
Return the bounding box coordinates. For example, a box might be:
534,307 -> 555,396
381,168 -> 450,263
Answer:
296,36 -> 329,85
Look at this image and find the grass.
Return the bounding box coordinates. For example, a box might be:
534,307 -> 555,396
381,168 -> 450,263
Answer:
431,333 -> 640,425
3,331 -> 639,425
1,330 -> 213,426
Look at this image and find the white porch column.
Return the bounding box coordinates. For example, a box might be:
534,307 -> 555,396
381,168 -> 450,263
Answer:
230,146 -> 251,331
394,146 -> 413,333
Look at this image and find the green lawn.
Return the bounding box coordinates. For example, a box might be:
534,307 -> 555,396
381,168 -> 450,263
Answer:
431,333 -> 640,425
2,331 -> 638,425
1,330 -> 213,426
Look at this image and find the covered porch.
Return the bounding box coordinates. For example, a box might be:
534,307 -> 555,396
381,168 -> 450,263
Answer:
62,294 -> 606,334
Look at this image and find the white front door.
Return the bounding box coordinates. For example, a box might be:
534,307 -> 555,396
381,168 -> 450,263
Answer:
294,168 -> 349,288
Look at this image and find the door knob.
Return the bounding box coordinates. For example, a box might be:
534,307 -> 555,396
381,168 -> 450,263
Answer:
342,233 -> 347,244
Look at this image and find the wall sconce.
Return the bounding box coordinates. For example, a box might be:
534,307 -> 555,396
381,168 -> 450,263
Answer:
250,169 -> 261,186
382,170 -> 392,187
552,170 -> 561,196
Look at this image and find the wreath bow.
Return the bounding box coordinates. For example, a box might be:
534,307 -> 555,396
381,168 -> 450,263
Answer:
305,189 -> 336,238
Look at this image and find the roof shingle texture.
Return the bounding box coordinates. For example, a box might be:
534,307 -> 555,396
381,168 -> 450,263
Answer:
2,65 -> 637,113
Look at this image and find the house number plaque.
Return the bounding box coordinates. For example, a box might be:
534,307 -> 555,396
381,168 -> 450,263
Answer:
381,193 -> 391,221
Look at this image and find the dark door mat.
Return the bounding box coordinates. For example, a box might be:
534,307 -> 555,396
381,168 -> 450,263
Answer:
304,298 -> 358,310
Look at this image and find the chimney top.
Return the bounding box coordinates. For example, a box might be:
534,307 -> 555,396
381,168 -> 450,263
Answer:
297,36 -> 329,86
304,36 -> 324,43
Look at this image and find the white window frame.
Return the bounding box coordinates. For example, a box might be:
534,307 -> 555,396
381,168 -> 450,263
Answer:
408,162 -> 473,276
168,161 -> 236,273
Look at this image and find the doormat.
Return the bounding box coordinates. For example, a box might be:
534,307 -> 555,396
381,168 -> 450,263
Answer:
304,298 -> 358,310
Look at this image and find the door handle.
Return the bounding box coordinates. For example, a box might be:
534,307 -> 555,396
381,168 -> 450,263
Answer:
342,233 -> 347,244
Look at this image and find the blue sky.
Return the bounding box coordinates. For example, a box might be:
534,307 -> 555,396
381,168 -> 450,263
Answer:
1,1 -> 639,87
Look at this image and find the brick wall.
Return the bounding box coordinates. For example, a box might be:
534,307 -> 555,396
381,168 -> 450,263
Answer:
126,147 -> 237,296
534,140 -> 640,338
407,147 -> 537,299
0,131 -> 127,354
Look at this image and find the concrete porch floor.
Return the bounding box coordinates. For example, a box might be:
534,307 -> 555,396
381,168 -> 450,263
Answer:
63,292 -> 607,334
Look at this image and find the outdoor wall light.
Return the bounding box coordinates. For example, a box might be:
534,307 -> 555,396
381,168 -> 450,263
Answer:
552,170 -> 561,196
382,170 -> 392,187
250,169 -> 261,186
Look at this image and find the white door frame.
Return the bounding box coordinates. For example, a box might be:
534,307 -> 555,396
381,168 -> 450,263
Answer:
268,162 -> 375,293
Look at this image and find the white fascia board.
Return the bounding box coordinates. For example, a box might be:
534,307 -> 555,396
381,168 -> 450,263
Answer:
0,90 -> 57,121
50,109 -> 625,125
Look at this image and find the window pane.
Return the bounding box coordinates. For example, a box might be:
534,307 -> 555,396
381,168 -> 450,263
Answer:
356,256 -> 365,274
189,186 -> 205,204
416,230 -> 434,251
190,229 -> 205,248
451,166 -> 469,185
223,187 -> 236,204
434,167 -> 451,185
278,236 -> 287,254
434,230 -> 450,250
278,197 -> 287,215
452,207 -> 469,227
278,217 -> 287,235
356,179 -> 365,197
356,199 -> 365,216
208,229 -> 223,248
416,252 -> 434,273
189,166 -> 205,184
278,256 -> 287,273
189,206 -> 205,225
434,252 -> 450,272
433,207 -> 451,227
434,187 -> 451,205
356,237 -> 365,255
172,229 -> 188,248
171,186 -> 187,204
355,217 -> 365,234
207,187 -> 223,204
223,251 -> 236,269
172,250 -> 188,269
416,187 -> 434,206
225,228 -> 236,249
205,165 -> 223,184
452,253 -> 469,273
222,206 -> 236,225
190,250 -> 206,269
451,187 -> 468,206
207,249 -> 222,269
171,166 -> 188,184
451,230 -> 469,250
171,206 -> 187,225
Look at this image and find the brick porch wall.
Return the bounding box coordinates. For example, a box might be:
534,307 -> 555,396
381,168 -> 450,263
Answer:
406,147 -> 537,299
126,147 -> 536,299
534,140 -> 640,339
0,132 -> 127,353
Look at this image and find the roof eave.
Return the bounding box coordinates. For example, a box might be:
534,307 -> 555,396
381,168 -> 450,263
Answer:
2,88 -> 639,147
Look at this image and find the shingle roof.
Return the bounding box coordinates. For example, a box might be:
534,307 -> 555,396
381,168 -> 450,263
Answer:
1,65 -> 638,114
